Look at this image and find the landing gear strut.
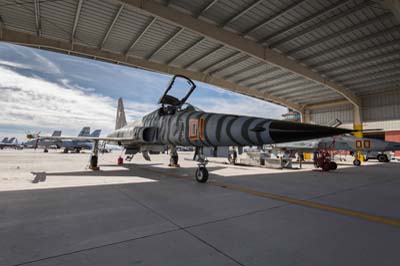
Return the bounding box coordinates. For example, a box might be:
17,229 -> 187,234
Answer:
89,140 -> 100,170
168,145 -> 180,167
195,147 -> 208,183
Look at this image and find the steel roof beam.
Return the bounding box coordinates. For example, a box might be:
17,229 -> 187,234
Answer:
309,39 -> 400,70
237,69 -> 282,86
247,72 -> 292,88
262,0 -> 354,45
200,51 -> 241,73
277,86 -> 328,98
286,12 -> 391,56
336,65 -> 400,83
3,28 -> 303,111
320,50 -> 400,75
299,25 -> 400,63
125,17 -> 157,55
117,0 -> 361,106
270,1 -> 372,48
147,27 -> 184,60
234,67 -> 279,84
72,0 -> 83,42
260,78 -> 309,93
33,0 -> 41,37
184,44 -> 224,69
305,99 -> 351,110
167,37 -> 205,65
223,62 -> 270,80
100,4 -> 124,49
340,69 -> 400,86
208,54 -> 249,75
196,0 -> 219,18
242,0 -> 307,37
279,87 -> 333,100
272,84 -> 321,97
221,0 -> 264,27
345,73 -> 400,88
287,90 -> 336,101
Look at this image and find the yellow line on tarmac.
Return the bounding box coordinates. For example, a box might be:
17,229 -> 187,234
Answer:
136,165 -> 400,227
208,181 -> 400,227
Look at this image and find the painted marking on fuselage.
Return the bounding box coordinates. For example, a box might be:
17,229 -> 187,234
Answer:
241,117 -> 258,146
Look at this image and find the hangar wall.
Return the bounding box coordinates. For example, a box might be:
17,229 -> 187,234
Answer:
310,90 -> 400,130
309,90 -> 400,154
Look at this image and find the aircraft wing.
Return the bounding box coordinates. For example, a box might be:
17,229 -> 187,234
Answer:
28,135 -> 132,142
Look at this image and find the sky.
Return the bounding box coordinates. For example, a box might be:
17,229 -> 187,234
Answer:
0,42 -> 287,141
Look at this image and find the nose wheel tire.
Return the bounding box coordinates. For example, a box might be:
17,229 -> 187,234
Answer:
353,159 -> 361,166
329,162 -> 337,170
195,167 -> 209,183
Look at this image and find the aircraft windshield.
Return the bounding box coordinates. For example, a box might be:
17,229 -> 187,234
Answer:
181,103 -> 203,112
166,76 -> 194,100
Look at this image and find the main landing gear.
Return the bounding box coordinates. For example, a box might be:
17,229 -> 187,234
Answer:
89,140 -> 100,171
168,146 -> 180,167
195,147 -> 208,183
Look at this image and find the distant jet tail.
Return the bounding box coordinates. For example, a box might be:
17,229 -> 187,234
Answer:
1,137 -> 8,143
51,130 -> 62,137
115,97 -> 127,130
90,129 -> 101,137
7,137 -> 15,143
78,127 -> 91,137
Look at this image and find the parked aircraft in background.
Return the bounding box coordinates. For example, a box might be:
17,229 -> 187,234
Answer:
60,129 -> 101,153
24,130 -> 62,151
0,137 -> 20,149
267,135 -> 400,165
29,75 -> 352,183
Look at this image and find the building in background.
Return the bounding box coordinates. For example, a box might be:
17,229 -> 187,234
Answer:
282,109 -> 301,122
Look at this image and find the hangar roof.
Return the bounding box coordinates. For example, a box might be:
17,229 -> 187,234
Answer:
0,0 -> 399,111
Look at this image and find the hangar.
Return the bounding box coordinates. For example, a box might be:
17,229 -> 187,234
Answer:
0,0 -> 399,136
1,1 -> 400,265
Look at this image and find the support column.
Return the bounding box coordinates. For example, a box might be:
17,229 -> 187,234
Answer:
353,105 -> 363,138
301,109 -> 311,123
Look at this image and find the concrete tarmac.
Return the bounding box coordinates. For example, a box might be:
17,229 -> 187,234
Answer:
0,149 -> 399,266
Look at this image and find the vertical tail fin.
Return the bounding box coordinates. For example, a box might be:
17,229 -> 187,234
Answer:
78,127 -> 91,137
115,97 -> 127,130
7,137 -> 15,143
1,137 -> 8,143
52,130 -> 62,137
90,129 -> 102,137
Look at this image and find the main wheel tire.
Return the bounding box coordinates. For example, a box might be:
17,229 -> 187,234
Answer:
377,154 -> 388,162
330,162 -> 337,170
353,159 -> 361,166
322,162 -> 331,171
195,167 -> 209,183
63,148 -> 68,153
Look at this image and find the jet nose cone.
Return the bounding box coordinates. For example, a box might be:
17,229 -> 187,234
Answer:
269,120 -> 351,143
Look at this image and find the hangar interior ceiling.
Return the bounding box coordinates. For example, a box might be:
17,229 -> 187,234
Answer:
0,0 -> 399,123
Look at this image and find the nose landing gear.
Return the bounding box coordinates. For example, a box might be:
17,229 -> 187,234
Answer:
195,147 -> 208,183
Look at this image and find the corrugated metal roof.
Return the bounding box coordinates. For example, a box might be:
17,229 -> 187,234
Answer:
0,0 -> 398,109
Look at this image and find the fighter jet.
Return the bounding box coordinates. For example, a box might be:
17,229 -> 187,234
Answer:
24,130 -> 62,151
30,75 -> 352,183
61,128 -> 101,153
268,135 -> 400,165
0,137 -> 19,149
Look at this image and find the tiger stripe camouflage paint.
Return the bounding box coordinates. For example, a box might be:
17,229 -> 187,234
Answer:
108,107 -> 351,148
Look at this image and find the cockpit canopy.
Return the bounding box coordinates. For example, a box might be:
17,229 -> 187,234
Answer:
158,75 -> 196,108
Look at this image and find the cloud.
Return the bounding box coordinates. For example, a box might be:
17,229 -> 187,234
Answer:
0,66 -> 150,138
